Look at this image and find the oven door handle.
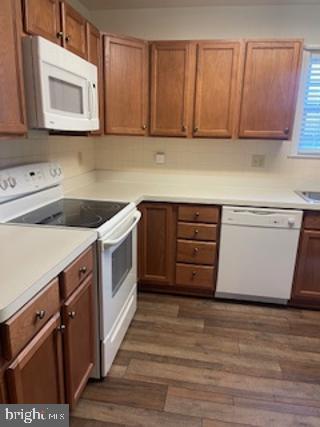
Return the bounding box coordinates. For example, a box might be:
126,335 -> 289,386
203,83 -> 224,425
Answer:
102,211 -> 141,248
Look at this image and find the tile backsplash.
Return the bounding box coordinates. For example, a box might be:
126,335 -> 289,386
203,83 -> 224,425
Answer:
0,131 -> 95,179
95,136 -> 320,189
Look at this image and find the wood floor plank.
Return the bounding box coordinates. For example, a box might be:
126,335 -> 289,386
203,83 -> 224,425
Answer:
70,417 -> 123,427
137,300 -> 179,317
73,399 -> 202,427
83,378 -> 168,410
126,359 -> 320,401
202,419 -> 254,427
133,312 -> 205,332
165,393 -> 320,426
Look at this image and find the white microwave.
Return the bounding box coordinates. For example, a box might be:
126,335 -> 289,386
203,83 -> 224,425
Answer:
23,36 -> 99,132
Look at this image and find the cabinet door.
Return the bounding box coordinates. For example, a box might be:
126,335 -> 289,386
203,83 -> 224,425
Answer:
292,230 -> 320,305
194,41 -> 241,138
150,42 -> 193,137
104,35 -> 148,135
61,2 -> 88,59
6,313 -> 64,404
87,23 -> 104,135
23,0 -> 62,44
62,275 -> 95,408
239,40 -> 302,139
138,203 -> 176,286
0,0 -> 27,135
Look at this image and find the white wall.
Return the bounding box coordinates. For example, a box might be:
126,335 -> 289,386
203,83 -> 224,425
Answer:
92,4 -> 320,188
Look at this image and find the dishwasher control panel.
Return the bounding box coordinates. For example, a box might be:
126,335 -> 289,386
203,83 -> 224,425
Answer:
222,207 -> 303,229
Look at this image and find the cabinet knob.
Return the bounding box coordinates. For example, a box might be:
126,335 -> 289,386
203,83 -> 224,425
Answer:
36,310 -> 46,320
142,124 -> 147,130
65,34 -> 71,43
194,127 -> 199,133
192,271 -> 197,278
79,266 -> 87,275
193,247 -> 199,255
194,212 -> 200,219
182,124 -> 187,132
284,128 -> 290,135
57,325 -> 66,332
68,311 -> 76,319
194,229 -> 199,235
56,31 -> 64,39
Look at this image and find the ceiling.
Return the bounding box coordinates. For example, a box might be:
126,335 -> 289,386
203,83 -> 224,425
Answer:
79,0 -> 320,10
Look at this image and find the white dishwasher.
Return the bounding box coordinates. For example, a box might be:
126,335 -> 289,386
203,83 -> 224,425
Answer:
216,206 -> 303,304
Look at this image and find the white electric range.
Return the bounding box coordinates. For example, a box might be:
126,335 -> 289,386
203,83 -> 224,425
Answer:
0,162 -> 141,378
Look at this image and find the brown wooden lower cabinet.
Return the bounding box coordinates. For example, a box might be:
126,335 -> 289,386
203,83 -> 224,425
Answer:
63,275 -> 95,408
292,226 -> 320,308
6,313 -> 65,404
138,202 -> 220,296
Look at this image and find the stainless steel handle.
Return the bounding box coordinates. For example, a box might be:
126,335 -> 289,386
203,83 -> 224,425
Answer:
102,212 -> 141,248
36,310 -> 46,320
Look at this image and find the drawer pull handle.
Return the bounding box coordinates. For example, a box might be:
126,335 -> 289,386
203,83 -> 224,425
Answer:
36,310 -> 46,320
193,248 -> 199,255
69,311 -> 76,319
79,266 -> 87,275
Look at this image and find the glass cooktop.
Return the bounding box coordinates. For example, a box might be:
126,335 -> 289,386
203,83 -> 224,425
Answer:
10,198 -> 129,229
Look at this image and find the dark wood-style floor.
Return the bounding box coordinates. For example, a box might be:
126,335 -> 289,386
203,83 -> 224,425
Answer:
71,292 -> 320,427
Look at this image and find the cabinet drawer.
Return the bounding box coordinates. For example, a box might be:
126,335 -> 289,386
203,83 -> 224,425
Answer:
304,212 -> 320,230
2,278 -> 60,360
178,205 -> 219,223
61,247 -> 94,299
177,222 -> 217,241
177,240 -> 216,265
176,263 -> 215,289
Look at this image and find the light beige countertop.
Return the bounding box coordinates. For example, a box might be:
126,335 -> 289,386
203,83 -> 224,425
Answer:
67,171 -> 319,211
0,224 -> 97,322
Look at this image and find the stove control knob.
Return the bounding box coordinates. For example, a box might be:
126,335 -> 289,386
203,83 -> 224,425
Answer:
50,168 -> 57,178
8,177 -> 16,188
288,218 -> 295,228
0,179 -> 8,191
56,167 -> 62,176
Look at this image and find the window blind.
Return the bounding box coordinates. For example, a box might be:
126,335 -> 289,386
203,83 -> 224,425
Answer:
298,52 -> 320,154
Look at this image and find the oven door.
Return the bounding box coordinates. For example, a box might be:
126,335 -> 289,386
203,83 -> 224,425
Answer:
98,211 -> 141,376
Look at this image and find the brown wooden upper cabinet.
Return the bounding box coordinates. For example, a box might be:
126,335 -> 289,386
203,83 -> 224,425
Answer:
0,0 -> 27,136
150,41 -> 194,137
87,22 -> 104,135
104,35 -> 148,135
23,0 -> 62,44
138,203 -> 176,287
239,40 -> 302,140
23,0 -> 89,59
193,41 -> 241,138
60,2 -> 88,59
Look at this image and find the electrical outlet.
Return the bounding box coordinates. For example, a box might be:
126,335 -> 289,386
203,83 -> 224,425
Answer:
154,152 -> 166,164
251,154 -> 266,168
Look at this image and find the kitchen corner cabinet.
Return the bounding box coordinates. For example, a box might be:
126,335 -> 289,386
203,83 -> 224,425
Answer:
104,35 -> 149,135
23,0 -> 62,44
87,23 -> 104,135
0,245 -> 96,406
193,41 -> 241,138
138,203 -> 220,296
0,0 -> 27,136
292,213 -> 320,307
150,41 -> 194,137
6,314 -> 65,404
239,40 -> 302,139
138,203 -> 176,286
63,275 -> 95,408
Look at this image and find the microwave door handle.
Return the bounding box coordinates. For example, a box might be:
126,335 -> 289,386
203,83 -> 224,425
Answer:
102,212 -> 141,248
87,81 -> 92,119
91,82 -> 97,118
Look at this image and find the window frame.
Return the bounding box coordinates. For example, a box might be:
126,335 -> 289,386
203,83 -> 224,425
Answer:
290,46 -> 320,159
